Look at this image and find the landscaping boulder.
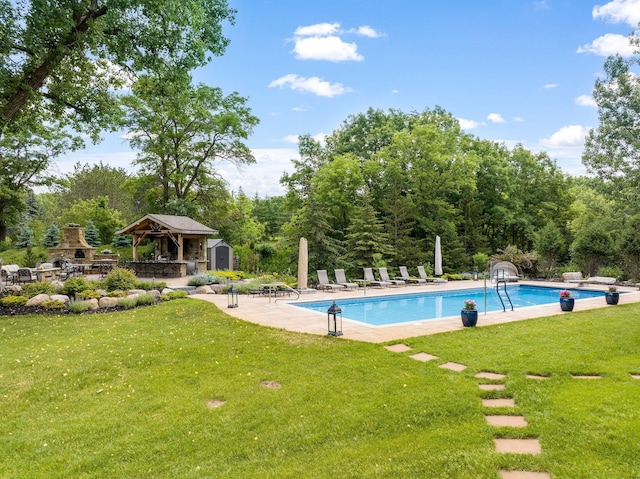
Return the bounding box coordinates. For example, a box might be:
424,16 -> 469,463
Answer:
195,285 -> 214,294
210,284 -> 224,294
147,290 -> 161,299
26,294 -> 50,307
85,298 -> 99,311
5,285 -> 22,293
99,297 -> 120,309
161,287 -> 174,295
128,289 -> 146,295
51,294 -> 70,304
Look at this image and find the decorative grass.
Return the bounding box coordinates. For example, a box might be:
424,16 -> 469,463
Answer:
1,300 -> 639,478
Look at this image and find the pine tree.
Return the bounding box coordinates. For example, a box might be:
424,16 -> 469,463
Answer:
42,224 -> 61,247
112,235 -> 132,247
84,220 -> 102,247
345,194 -> 394,271
16,224 -> 36,248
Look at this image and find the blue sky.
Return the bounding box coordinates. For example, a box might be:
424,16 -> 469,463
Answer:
55,0 -> 640,197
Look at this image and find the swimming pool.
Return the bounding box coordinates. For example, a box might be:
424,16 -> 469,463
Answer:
293,285 -> 605,326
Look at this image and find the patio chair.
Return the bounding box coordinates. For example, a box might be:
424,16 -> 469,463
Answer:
16,268 -> 35,284
397,266 -> 426,284
378,267 -> 405,287
334,269 -> 358,290
417,265 -> 448,284
316,270 -> 344,291
362,267 -> 391,288
490,261 -> 520,282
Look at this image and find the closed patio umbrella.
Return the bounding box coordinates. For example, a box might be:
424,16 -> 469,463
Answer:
435,235 -> 443,276
297,237 -> 308,290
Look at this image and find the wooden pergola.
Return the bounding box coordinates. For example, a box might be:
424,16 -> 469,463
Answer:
116,214 -> 218,277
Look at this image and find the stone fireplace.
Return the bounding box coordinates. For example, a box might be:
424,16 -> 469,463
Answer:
48,225 -> 97,264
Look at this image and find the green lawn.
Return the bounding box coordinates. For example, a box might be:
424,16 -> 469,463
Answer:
1,300 -> 639,478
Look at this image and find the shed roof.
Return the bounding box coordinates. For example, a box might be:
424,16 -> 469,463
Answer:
116,214 -> 218,236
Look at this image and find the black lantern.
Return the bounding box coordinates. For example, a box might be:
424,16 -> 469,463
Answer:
473,268 -> 478,281
327,301 -> 343,336
227,285 -> 239,308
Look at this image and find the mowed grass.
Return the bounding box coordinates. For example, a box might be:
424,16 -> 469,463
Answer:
1,299 -> 639,478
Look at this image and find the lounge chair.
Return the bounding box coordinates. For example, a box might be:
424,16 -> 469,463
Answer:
316,270 -> 344,291
362,267 -> 391,288
379,267 -> 405,286
396,266 -> 426,284
562,272 -> 616,286
417,265 -> 448,284
334,269 -> 358,290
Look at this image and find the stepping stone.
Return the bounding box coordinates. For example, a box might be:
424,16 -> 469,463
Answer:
438,362 -> 467,372
485,415 -> 528,427
632,375 -> 640,380
409,352 -> 438,362
482,398 -> 516,408
526,374 -> 550,380
476,372 -> 506,380
494,438 -> 541,454
384,343 -> 412,353
499,471 -> 551,479
478,384 -> 505,391
572,375 -> 602,379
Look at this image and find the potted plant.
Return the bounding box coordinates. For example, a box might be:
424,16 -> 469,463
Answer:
461,299 -> 478,327
605,286 -> 619,305
559,290 -> 574,311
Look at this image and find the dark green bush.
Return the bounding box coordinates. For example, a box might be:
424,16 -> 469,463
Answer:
61,277 -> 92,296
22,281 -> 56,297
135,280 -> 166,290
104,267 -> 137,292
162,290 -> 188,300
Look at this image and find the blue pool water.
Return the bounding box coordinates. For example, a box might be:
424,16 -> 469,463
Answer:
293,285 -> 605,326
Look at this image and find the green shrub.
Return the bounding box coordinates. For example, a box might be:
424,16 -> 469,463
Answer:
107,290 -> 127,298
118,297 -> 137,309
597,266 -> 622,280
0,295 -> 28,307
135,280 -> 166,291
473,253 -> 489,272
135,293 -> 157,306
104,267 -> 137,292
61,277 -> 92,296
187,275 -> 208,286
68,300 -> 89,313
76,289 -> 102,300
209,270 -> 244,281
41,299 -> 66,310
162,290 -> 188,300
22,281 -> 56,297
442,273 -> 463,281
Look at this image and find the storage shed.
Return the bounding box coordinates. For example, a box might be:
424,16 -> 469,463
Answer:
207,239 -> 233,271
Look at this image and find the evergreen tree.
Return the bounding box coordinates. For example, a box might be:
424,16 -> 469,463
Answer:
112,235 -> 133,248
42,224 -> 61,247
344,193 -> 394,273
84,220 -> 101,247
16,224 -> 36,247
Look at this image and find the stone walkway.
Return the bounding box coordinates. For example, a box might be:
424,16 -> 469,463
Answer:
384,342 -> 640,478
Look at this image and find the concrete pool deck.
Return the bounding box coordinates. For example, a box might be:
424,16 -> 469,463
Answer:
183,280 -> 640,343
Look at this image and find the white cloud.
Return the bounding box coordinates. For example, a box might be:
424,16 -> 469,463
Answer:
293,35 -> 363,62
543,83 -> 559,89
391,89 -> 399,94
292,106 -> 306,111
349,25 -> 385,38
487,113 -> 505,123
577,33 -> 636,57
269,74 -> 352,97
513,117 -> 525,122
282,135 -> 300,143
575,94 -> 597,107
457,118 -> 481,130
312,132 -> 327,144
540,125 -> 590,148
593,0 -> 640,26
294,23 -> 340,36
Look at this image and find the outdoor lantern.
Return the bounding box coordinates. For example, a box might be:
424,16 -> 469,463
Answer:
327,301 -> 343,336
227,285 -> 239,308
473,268 -> 478,281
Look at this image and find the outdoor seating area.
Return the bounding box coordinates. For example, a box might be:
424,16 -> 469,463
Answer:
312,267 -> 446,291
562,271 -> 616,286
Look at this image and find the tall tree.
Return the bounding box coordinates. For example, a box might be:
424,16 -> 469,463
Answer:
123,70 -> 259,212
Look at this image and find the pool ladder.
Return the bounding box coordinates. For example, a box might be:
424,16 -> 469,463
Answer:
494,274 -> 514,312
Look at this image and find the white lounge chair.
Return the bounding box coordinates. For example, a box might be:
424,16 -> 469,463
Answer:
316,270 -> 344,291
362,267 -> 391,288
334,269 -> 358,290
491,261 -> 520,282
417,265 -> 448,284
379,267 -> 405,286
396,266 -> 426,284
562,272 -> 616,286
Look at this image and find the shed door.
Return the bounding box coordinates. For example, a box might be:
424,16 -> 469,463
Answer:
215,246 -> 230,270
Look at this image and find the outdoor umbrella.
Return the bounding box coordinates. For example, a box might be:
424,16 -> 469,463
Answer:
435,235 -> 443,276
297,237 -> 308,290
